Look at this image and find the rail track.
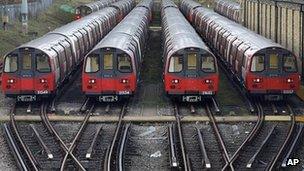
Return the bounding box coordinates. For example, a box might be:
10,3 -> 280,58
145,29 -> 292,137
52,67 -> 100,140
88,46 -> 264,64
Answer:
226,101 -> 296,170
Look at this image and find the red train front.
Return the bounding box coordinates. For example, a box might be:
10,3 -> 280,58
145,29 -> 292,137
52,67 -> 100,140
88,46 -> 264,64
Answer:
162,0 -> 219,102
83,47 -> 137,102
82,0 -> 152,102
2,47 -> 55,101
245,48 -> 300,100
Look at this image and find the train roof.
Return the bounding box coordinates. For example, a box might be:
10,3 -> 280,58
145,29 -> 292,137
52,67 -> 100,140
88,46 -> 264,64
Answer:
136,0 -> 154,10
88,0 -> 152,56
77,0 -> 115,10
195,7 -> 283,53
162,4 -> 212,57
161,0 -> 178,10
215,0 -> 241,9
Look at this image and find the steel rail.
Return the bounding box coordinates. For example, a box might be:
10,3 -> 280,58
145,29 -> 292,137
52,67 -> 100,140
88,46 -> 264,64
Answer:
227,101 -> 265,170
281,124 -> 303,167
8,103 -> 39,171
118,123 -> 131,171
60,104 -> 95,171
168,124 -> 178,168
104,102 -> 128,171
40,101 -> 86,170
196,127 -> 211,169
174,104 -> 190,171
86,125 -> 103,159
205,103 -> 231,171
3,123 -> 28,171
267,104 -> 296,170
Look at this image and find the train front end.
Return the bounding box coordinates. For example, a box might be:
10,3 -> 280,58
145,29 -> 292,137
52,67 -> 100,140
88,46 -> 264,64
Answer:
83,48 -> 136,102
2,48 -> 55,101
246,48 -> 300,100
164,48 -> 219,102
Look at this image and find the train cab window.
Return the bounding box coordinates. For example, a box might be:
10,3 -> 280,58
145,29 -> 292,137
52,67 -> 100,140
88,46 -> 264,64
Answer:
251,55 -> 264,72
118,54 -> 132,73
269,54 -> 279,70
201,56 -> 215,72
187,53 -> 197,70
22,51 -> 32,70
169,56 -> 183,73
103,53 -> 113,70
85,55 -> 99,72
36,54 -> 51,72
4,55 -> 18,72
283,55 -> 297,72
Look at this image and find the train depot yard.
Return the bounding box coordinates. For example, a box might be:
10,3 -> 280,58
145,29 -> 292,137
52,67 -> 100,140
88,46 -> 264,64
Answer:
0,0 -> 304,170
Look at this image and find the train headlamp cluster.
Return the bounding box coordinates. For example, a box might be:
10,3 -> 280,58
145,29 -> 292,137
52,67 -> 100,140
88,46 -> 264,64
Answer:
89,79 -> 96,84
172,79 -> 179,84
253,78 -> 262,83
40,78 -> 47,83
7,79 -> 15,84
286,78 -> 293,83
121,79 -> 129,84
205,79 -> 213,84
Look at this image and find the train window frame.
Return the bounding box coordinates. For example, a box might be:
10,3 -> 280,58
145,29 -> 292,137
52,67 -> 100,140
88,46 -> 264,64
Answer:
283,54 -> 297,73
201,55 -> 216,73
250,55 -> 265,72
103,53 -> 114,70
36,53 -> 51,73
269,53 -> 279,70
4,54 -> 18,73
117,53 -> 133,73
22,50 -> 32,70
168,55 -> 183,73
85,54 -> 100,73
187,53 -> 197,70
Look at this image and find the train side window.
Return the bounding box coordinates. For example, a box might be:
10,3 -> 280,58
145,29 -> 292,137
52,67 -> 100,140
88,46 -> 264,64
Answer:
187,53 -> 197,70
118,54 -> 132,73
85,55 -> 99,73
269,54 -> 279,70
283,55 -> 297,72
202,56 -> 216,73
169,56 -> 183,73
22,51 -> 32,70
4,55 -> 18,72
251,55 -> 264,72
103,53 -> 113,70
36,54 -> 51,73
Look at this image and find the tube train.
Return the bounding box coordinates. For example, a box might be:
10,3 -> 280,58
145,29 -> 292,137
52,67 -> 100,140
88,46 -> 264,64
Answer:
1,0 -> 135,102
214,0 -> 242,23
162,0 -> 218,102
75,0 -> 118,19
82,0 -> 153,102
180,0 -> 301,100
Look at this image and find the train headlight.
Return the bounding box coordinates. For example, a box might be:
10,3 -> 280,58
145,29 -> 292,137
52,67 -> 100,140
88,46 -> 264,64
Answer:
205,79 -> 213,84
7,79 -> 15,84
253,78 -> 262,83
287,78 -> 293,83
89,79 -> 96,84
40,78 -> 47,83
121,79 -> 129,84
172,79 -> 179,84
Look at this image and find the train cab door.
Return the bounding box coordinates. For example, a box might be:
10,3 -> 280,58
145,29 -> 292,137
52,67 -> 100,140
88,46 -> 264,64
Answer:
101,50 -> 116,90
184,51 -> 199,90
266,51 -> 282,88
19,48 -> 35,91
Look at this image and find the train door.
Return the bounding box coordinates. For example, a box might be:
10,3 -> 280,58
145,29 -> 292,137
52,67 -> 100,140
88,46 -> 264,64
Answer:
184,50 -> 199,90
19,48 -> 35,91
101,50 -> 116,89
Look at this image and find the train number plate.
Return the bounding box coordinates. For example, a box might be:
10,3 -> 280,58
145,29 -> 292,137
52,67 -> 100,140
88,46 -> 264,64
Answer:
118,91 -> 130,95
201,91 -> 213,95
283,90 -> 294,94
36,90 -> 49,94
